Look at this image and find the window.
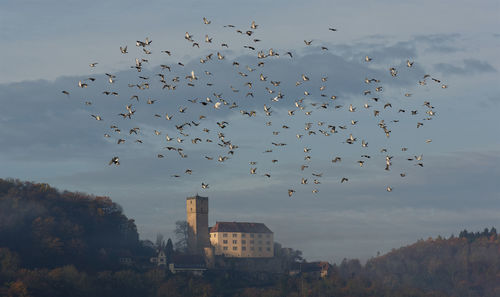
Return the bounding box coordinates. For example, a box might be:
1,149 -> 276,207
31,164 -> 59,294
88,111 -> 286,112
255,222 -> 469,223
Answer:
250,247 -> 254,251
258,240 -> 262,244
242,246 -> 246,251
223,246 -> 228,250
241,233 -> 246,238
250,240 -> 254,244
241,240 -> 246,244
223,240 -> 228,244
250,234 -> 254,238
258,234 -> 262,238
266,247 -> 271,251
213,233 -> 216,237
258,247 -> 262,251
266,234 -> 270,238
266,241 -> 270,245
232,233 -> 237,237
232,246 -> 237,251
223,233 -> 228,238
232,240 -> 237,244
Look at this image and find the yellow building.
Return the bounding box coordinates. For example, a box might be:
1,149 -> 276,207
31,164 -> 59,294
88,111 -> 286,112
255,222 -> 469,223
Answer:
210,222 -> 274,258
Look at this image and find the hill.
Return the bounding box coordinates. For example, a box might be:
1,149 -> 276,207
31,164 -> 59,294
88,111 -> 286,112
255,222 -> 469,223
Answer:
0,178 -> 152,271
363,229 -> 500,297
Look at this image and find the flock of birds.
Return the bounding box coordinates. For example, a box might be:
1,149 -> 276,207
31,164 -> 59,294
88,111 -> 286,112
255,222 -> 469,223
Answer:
62,19 -> 447,196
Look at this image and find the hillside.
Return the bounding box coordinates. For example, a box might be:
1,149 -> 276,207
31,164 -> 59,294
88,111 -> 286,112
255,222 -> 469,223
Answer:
363,229 -> 500,297
0,178 -> 152,271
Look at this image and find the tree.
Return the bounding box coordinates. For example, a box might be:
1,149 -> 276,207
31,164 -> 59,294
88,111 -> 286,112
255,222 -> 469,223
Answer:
174,221 -> 189,253
155,234 -> 165,250
165,238 -> 174,263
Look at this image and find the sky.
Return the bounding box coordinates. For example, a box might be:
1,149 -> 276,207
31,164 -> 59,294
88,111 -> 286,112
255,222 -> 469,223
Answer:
1,0 -> 499,263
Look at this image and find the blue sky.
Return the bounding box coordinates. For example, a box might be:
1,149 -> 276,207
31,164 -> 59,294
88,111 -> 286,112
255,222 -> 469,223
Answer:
1,0 -> 499,263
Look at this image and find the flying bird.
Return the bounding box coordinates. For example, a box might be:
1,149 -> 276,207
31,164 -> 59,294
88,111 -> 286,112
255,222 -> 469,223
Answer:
109,157 -> 120,166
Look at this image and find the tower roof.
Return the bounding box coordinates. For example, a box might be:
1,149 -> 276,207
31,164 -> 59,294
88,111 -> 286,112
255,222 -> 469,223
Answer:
210,222 -> 273,233
187,194 -> 208,200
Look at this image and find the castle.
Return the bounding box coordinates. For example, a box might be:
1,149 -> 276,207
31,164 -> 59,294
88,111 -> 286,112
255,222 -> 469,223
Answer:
164,195 -> 329,277
186,194 -> 274,258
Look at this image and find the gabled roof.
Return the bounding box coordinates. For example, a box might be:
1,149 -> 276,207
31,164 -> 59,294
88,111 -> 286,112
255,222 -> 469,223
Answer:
210,222 -> 273,234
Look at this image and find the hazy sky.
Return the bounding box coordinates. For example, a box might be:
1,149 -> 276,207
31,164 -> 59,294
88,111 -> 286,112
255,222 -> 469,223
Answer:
1,0 -> 499,263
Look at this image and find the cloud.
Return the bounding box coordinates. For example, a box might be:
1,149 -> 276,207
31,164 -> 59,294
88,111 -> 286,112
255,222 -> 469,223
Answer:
414,33 -> 464,54
434,58 -> 497,75
1,32 -> 498,263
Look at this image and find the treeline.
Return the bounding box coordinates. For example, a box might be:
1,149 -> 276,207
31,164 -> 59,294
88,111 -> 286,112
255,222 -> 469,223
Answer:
0,178 -> 499,296
0,258 -> 443,297
363,228 -> 500,297
0,178 -> 153,271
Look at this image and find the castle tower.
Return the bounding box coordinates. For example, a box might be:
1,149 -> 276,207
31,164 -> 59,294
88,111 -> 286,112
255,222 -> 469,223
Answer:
186,195 -> 209,255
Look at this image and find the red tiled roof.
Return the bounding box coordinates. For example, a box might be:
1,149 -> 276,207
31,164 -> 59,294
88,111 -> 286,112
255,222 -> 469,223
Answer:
210,222 -> 272,233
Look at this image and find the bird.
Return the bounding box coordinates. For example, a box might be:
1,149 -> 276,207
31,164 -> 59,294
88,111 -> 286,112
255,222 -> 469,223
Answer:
71,19 -> 444,198
288,189 -> 296,197
332,157 -> 342,163
201,182 -> 209,189
108,157 -> 120,166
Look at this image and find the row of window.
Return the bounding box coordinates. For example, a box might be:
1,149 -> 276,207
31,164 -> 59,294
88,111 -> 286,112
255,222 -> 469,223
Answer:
213,233 -> 271,239
222,246 -> 271,252
221,239 -> 271,245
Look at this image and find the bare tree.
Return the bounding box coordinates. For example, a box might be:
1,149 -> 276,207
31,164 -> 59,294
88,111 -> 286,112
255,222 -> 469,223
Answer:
155,233 -> 165,250
174,220 -> 189,252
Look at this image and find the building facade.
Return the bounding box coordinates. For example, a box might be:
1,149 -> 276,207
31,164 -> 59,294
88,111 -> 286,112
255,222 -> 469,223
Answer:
186,195 -> 210,255
210,222 -> 274,258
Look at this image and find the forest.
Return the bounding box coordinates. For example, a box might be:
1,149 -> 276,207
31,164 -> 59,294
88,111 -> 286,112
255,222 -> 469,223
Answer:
0,178 -> 499,297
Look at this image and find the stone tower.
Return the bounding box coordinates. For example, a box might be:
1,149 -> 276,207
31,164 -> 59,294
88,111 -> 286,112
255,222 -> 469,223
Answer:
186,195 -> 209,255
